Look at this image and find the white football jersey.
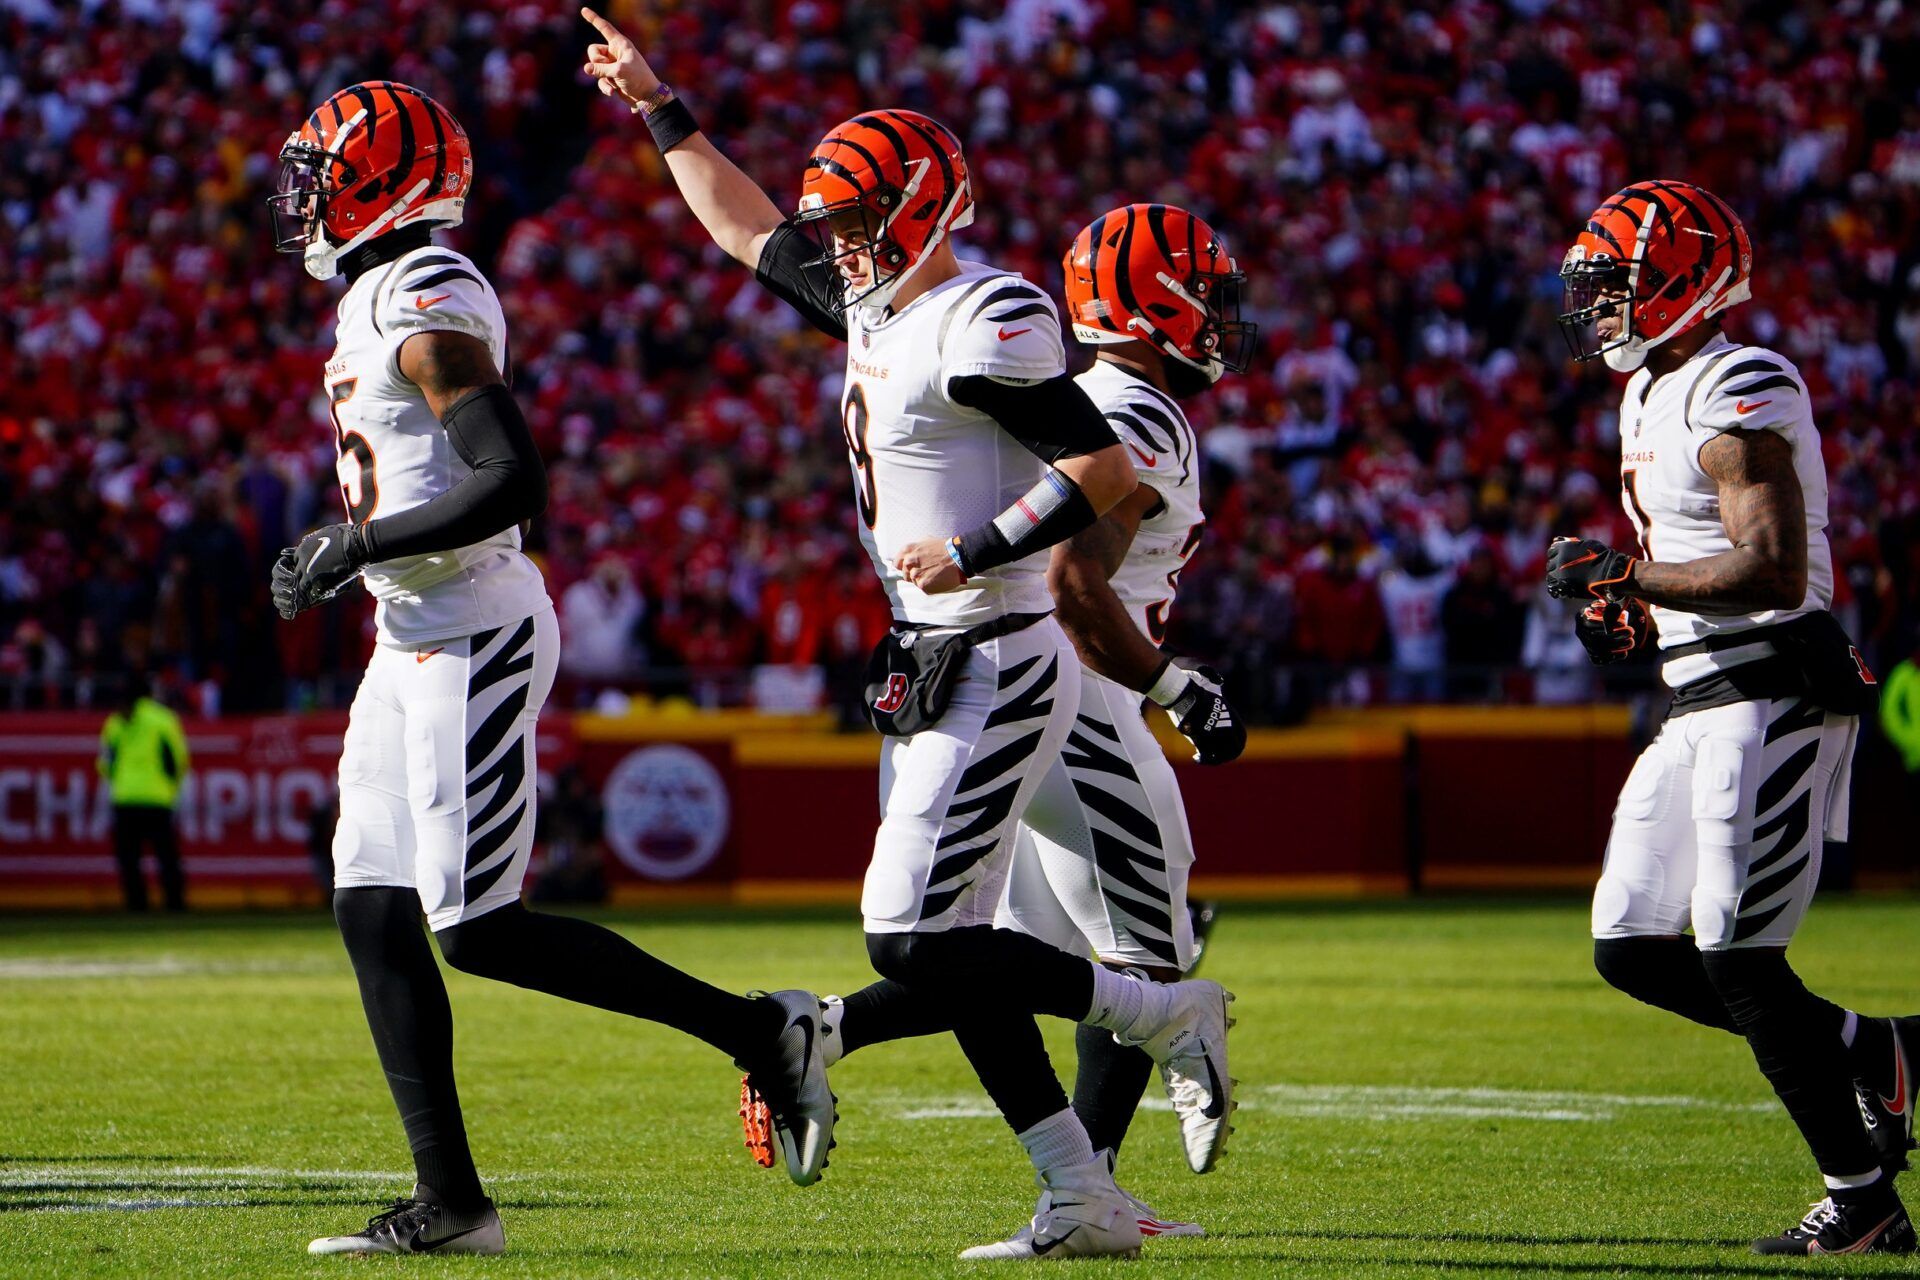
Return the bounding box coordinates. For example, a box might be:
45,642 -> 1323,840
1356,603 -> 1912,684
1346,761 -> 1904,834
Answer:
323,245 -> 550,645
1614,334 -> 1833,649
1073,360 -> 1205,645
841,261 -> 1068,627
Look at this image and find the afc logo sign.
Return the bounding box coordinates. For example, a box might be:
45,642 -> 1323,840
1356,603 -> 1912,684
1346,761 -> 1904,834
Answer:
873,673 -> 910,714
601,744 -> 730,881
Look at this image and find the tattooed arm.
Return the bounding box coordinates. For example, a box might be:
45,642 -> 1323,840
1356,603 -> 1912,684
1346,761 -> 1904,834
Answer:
1047,486 -> 1165,690
1625,428 -> 1807,615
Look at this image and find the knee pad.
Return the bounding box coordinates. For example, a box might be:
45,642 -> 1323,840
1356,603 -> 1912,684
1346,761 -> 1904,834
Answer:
434,903 -> 524,976
865,931 -> 924,984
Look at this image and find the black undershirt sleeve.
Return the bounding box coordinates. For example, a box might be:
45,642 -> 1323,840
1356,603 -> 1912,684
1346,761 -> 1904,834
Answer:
948,373 -> 1120,463
356,384 -> 547,563
753,222 -> 848,340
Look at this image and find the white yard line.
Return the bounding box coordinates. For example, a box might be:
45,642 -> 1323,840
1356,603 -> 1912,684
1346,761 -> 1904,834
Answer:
892,1083 -> 1772,1125
0,956 -> 330,980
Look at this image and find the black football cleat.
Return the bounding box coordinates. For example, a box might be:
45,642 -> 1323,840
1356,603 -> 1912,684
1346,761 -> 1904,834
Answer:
1854,1016 -> 1920,1176
1752,1191 -> 1916,1256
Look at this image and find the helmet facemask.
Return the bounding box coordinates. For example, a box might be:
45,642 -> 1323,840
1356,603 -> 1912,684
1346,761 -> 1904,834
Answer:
1134,264 -> 1258,391
794,155 -> 972,318
1557,254 -> 1646,371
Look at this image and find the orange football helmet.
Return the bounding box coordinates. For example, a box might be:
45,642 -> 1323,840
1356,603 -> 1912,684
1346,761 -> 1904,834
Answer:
1063,204 -> 1257,386
792,109 -> 974,313
269,82 -> 473,280
1558,179 -> 1752,371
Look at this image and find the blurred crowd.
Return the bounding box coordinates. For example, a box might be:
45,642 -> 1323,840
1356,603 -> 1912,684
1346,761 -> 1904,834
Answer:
5,0 -> 1920,722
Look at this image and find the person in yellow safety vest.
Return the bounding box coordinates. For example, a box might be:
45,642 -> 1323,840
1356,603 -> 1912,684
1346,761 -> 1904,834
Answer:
98,676 -> 191,911
1883,650 -> 1920,775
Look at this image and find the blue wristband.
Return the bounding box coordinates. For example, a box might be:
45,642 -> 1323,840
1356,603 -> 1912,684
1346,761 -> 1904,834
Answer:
945,537 -> 971,582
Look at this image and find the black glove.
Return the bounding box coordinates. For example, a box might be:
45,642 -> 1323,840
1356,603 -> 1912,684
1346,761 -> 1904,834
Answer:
271,523 -> 367,620
1546,535 -> 1637,602
1149,659 -> 1246,766
1576,598 -> 1650,665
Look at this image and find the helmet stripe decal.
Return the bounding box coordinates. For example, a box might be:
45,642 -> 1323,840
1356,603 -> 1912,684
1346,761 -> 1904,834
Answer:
404,83 -> 450,201
848,113 -> 913,177
1111,207 -> 1145,322
1083,209 -> 1113,312
879,111 -> 958,216
806,154 -> 868,192
383,83 -> 418,197
822,133 -> 885,182
1145,203 -> 1176,264
346,84 -> 379,153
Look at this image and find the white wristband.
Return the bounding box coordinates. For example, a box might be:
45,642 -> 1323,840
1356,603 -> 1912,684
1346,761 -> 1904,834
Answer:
1145,659 -> 1190,708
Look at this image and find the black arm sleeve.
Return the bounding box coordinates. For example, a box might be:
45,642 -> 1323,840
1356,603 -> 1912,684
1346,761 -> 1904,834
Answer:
356,384 -> 547,563
753,222 -> 848,341
948,373 -> 1120,463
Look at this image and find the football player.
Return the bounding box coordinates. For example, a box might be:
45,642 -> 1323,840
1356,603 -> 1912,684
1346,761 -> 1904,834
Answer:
581,10 -> 1235,1260
811,205 -> 1255,1253
268,82 -> 834,1256
1553,179 -> 1917,1255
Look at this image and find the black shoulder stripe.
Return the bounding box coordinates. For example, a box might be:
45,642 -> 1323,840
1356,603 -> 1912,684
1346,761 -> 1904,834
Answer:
403,267 -> 483,292
403,253 -> 464,273
972,282 -> 1045,315
1721,374 -> 1799,398
986,302 -> 1052,324
938,276 -> 1008,359
1683,345 -> 1746,429
1128,379 -> 1184,420
1108,410 -> 1174,453
1709,357 -> 1786,392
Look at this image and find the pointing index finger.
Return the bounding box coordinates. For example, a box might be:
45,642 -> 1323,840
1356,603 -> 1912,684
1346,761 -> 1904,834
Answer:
581,7 -> 619,40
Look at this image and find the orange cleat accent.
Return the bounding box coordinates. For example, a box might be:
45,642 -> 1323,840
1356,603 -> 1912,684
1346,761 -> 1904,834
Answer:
739,1076 -> 777,1169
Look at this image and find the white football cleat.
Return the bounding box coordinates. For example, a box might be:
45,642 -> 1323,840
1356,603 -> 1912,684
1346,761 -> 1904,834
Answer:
958,1154 -> 1142,1260
1120,1181 -> 1204,1238
308,1186 -> 504,1255
1120,976 -> 1237,1173
737,989 -> 837,1186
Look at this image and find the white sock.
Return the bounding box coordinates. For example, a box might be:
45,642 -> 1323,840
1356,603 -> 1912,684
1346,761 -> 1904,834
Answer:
1841,1009 -> 1859,1049
819,995 -> 845,1068
1017,1108 -> 1096,1177
1085,965 -> 1147,1035
1824,1167 -> 1883,1193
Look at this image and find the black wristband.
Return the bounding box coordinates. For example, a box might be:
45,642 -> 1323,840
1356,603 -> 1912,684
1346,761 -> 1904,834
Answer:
952,473 -> 1098,576
646,97 -> 700,152
954,524 -> 1012,577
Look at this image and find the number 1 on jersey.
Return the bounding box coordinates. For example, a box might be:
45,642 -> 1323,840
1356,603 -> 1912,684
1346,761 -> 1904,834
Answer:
329,379 -> 379,524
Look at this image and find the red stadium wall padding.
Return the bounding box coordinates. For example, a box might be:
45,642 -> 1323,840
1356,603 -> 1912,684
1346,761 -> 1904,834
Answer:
1,710 -> 1906,908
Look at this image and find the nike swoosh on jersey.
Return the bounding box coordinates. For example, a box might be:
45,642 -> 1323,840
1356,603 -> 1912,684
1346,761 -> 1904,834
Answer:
1125,441 -> 1158,468
306,536 -> 332,573
997,325 -> 1032,341
416,647 -> 445,664
1735,399 -> 1772,414
415,293 -> 453,310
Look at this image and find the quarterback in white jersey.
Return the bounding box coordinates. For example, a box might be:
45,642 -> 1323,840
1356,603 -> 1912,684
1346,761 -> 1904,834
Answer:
269,81 -> 835,1259
1551,180 -> 1911,1257
583,10 -> 1236,1261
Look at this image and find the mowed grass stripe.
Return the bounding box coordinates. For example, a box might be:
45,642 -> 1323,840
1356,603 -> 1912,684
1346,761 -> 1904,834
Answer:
4,898 -> 1919,1277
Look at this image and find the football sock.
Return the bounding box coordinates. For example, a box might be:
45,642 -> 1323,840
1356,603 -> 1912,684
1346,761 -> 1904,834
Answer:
836,979 -> 952,1058
1017,1107 -> 1097,1176
1846,1015 -> 1894,1090
333,887 -> 486,1213
434,903 -> 782,1063
1701,947 -> 1880,1178
1825,1167 -> 1886,1196
863,925 -> 1096,1020
1086,965 -> 1144,1032
1592,937 -> 1739,1033
953,1010 -> 1074,1134
1072,1024 -> 1155,1156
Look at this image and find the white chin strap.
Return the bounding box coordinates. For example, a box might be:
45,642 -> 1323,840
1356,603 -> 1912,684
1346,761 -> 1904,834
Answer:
303,177 -> 431,280
1602,341 -> 1648,372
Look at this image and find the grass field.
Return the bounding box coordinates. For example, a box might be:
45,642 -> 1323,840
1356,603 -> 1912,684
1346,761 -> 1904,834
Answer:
6,897 -> 1920,1278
